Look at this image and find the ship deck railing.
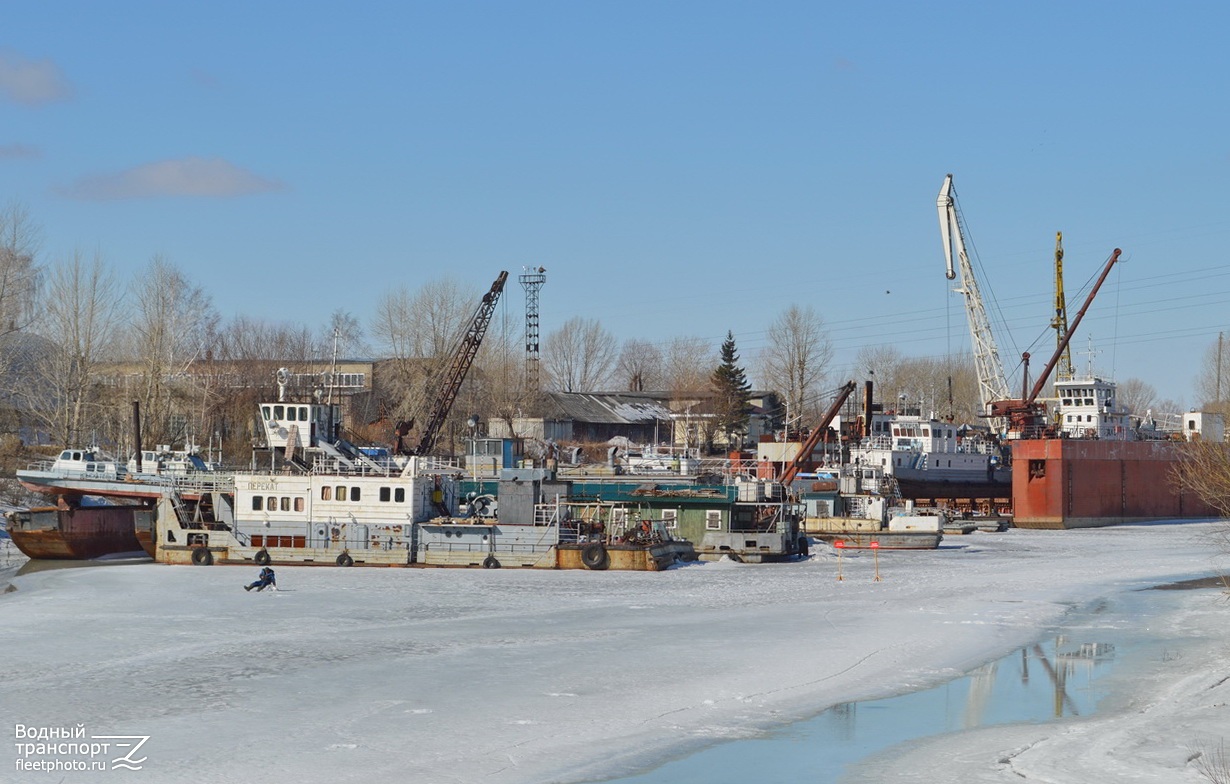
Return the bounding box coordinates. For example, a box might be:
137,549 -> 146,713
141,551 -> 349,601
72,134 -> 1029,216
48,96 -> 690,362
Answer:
22,459 -> 237,494
855,435 -> 1000,455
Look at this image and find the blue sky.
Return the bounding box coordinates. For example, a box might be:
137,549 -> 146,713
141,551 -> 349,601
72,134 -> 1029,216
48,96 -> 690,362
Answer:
2,1 -> 1228,407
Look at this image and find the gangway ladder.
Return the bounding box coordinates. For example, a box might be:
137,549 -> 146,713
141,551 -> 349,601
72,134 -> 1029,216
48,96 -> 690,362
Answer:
166,488 -> 191,527
880,474 -> 904,505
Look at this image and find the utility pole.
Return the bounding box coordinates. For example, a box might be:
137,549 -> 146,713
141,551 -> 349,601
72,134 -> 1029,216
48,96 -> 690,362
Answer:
1218,331 -> 1224,408
520,266 -> 547,391
1052,232 -> 1074,383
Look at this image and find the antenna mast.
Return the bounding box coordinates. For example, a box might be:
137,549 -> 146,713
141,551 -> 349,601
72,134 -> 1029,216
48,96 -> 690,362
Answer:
520,266 -> 547,390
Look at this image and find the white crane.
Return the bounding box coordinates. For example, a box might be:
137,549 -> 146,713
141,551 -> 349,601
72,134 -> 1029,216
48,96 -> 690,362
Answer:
937,174 -> 1010,417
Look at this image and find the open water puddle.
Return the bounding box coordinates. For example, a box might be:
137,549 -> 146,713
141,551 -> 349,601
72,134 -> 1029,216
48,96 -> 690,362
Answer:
605,588 -> 1179,784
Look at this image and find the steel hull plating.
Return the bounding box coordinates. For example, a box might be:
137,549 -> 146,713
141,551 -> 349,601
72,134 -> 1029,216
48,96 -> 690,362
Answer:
1011,439 -> 1218,528
6,505 -> 151,559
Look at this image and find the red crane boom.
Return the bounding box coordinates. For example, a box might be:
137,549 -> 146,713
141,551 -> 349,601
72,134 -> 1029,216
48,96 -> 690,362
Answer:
780,381 -> 856,486
988,248 -> 1121,435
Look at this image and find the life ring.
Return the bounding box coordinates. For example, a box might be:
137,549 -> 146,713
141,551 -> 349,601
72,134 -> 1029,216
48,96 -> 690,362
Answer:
191,547 -> 213,566
255,549 -> 271,566
580,543 -> 609,570
336,552 -> 354,567
482,554 -> 501,569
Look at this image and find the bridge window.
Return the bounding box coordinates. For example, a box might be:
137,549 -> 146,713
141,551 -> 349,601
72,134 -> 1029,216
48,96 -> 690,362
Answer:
380,487 -> 391,502
351,486 -> 361,501
321,486 -> 332,501
251,496 -> 262,511
336,486 -> 347,501
395,488 -> 405,503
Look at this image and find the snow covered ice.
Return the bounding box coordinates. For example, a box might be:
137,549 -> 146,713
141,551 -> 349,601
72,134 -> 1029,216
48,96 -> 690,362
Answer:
3,521 -> 1229,783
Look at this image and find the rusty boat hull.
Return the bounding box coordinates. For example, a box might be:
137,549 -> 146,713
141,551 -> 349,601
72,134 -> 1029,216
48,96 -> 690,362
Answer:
6,504 -> 153,560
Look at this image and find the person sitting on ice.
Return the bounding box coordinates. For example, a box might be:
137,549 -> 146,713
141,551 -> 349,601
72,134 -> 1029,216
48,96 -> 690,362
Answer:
245,566 -> 276,592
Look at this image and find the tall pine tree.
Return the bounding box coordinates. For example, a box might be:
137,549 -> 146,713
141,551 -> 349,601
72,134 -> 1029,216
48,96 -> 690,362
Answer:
711,331 -> 752,451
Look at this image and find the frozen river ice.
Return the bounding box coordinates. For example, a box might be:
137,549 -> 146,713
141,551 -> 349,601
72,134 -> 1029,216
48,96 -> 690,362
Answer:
2,521 -> 1227,783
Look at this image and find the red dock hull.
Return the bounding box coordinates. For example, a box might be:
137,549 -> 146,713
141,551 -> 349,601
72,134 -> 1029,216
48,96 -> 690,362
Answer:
1011,439 -> 1218,528
6,505 -> 151,560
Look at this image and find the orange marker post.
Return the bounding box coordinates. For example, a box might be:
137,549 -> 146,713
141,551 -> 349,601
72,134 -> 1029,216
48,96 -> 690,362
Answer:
870,541 -> 882,581
834,539 -> 845,581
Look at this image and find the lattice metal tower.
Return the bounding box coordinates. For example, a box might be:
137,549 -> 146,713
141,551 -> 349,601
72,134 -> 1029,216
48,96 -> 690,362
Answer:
520,266 -> 547,389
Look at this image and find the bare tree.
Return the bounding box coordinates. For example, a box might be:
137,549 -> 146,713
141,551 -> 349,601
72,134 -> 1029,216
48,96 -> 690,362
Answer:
1115,378 -> 1157,417
1196,336 -> 1230,418
856,344 -> 907,404
213,315 -> 317,365
201,315 -> 321,460
615,338 -> 664,392
1174,440 -> 1230,518
370,278 -> 478,422
542,316 -> 617,393
0,201 -> 41,337
663,336 -> 713,398
893,355 -> 978,421
22,251 -> 122,446
320,309 -> 368,359
125,255 -> 217,446
760,305 -> 833,422
854,346 -> 980,422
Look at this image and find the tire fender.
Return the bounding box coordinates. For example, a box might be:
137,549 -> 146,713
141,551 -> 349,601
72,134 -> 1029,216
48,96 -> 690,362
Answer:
580,543 -> 609,570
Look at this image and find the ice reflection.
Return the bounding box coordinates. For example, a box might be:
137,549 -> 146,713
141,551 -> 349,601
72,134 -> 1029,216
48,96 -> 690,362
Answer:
608,636 -> 1119,784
